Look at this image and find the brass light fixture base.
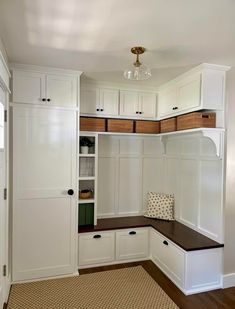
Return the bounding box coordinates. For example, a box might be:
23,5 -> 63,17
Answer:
131,46 -> 146,55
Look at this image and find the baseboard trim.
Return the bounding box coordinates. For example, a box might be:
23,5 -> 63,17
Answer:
223,273 -> 235,288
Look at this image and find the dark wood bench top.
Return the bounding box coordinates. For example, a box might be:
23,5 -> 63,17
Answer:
78,216 -> 224,252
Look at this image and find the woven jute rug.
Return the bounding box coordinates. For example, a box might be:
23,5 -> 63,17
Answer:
8,266 -> 179,309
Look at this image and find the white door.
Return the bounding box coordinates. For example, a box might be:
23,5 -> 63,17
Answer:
119,90 -> 139,117
12,70 -> 46,104
0,86 -> 7,307
46,74 -> 77,108
80,87 -> 100,115
12,107 -> 77,281
139,92 -> 156,118
100,88 -> 119,116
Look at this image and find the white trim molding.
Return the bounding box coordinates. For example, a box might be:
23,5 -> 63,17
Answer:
223,273 -> 235,289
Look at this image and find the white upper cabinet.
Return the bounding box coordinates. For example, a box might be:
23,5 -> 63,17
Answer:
80,86 -> 119,116
158,64 -> 230,119
80,86 -> 99,115
12,70 -> 46,105
100,88 -> 119,116
139,92 -> 156,118
12,67 -> 80,107
119,90 -> 139,117
120,90 -> 156,118
46,74 -> 77,107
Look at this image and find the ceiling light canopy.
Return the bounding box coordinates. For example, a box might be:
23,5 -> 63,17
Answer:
124,46 -> 151,81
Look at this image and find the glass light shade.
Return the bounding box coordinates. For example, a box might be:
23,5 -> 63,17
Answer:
124,64 -> 151,80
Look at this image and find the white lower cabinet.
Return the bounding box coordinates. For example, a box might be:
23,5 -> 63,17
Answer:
150,228 -> 222,295
78,231 -> 115,266
78,227 -> 222,295
116,228 -> 149,261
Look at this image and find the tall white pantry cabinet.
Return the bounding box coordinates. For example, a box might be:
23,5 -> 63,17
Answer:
11,65 -> 82,281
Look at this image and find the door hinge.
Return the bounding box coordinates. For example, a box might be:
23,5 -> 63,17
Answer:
3,265 -> 7,277
4,188 -> 7,200
4,110 -> 7,122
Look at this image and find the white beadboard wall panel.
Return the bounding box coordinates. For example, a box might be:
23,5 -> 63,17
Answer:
143,138 -> 164,156
198,160 -> 223,240
98,135 -> 119,157
142,158 -> 166,212
119,137 -> 143,156
178,159 -> 200,228
118,157 -> 142,214
98,157 -> 116,216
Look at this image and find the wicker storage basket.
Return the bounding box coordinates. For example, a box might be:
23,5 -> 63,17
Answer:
135,120 -> 160,134
160,118 -> 177,133
177,112 -> 216,131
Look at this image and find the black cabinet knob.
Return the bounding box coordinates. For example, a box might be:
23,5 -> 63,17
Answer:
163,240 -> 168,246
96,108 -> 100,111
100,109 -> 104,112
129,231 -> 136,235
136,111 -> 139,114
139,111 -> 142,114
42,98 -> 46,102
47,98 -> 51,102
67,189 -> 74,196
93,234 -> 101,239
172,107 -> 178,110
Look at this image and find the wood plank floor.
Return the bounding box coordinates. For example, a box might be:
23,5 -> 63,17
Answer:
80,260 -> 235,309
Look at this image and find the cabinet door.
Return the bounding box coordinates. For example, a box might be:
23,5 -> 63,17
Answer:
158,87 -> 178,118
100,88 -> 119,116
80,87 -> 99,115
12,107 -> 77,281
46,74 -> 77,107
151,230 -> 185,288
177,73 -> 201,112
116,228 -> 149,260
139,92 -> 156,118
12,70 -> 46,104
120,90 -> 139,117
79,232 -> 115,266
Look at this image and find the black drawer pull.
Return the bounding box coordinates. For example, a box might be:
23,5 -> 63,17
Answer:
163,240 -> 168,246
93,234 -> 101,239
172,106 -> 178,110
129,231 -> 136,235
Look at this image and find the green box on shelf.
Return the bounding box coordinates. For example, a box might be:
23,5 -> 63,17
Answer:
79,203 -> 94,226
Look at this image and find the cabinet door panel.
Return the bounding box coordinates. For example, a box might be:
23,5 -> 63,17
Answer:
80,87 -> 99,115
12,71 -> 46,104
46,74 -> 77,107
100,88 -> 119,116
12,107 -> 77,281
177,73 -> 201,112
139,92 -> 156,118
158,87 -> 178,118
120,91 -> 139,117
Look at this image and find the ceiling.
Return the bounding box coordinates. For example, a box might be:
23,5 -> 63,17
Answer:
0,0 -> 234,87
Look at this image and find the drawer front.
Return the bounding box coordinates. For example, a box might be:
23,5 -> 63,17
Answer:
151,229 -> 185,287
116,228 -> 149,261
79,232 -> 115,266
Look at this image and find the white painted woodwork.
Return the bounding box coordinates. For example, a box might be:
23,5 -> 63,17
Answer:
151,229 -> 185,288
12,67 -> 79,107
80,86 -> 99,115
97,132 -> 224,243
78,227 -> 222,295
119,90 -> 139,117
99,88 -> 119,116
78,231 -> 115,266
138,92 -> 156,117
116,228 -> 149,260
46,74 -> 77,107
12,107 -> 77,281
12,70 -> 46,105
158,64 -> 229,119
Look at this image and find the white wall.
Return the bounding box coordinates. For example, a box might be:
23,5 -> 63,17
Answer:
224,67 -> 235,277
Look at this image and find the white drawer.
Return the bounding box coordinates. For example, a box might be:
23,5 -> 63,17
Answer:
116,228 -> 149,261
78,231 -> 115,266
150,229 -> 185,288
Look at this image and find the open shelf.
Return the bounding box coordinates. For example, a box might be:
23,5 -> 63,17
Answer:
79,154 -> 96,157
79,176 -> 95,180
78,199 -> 95,204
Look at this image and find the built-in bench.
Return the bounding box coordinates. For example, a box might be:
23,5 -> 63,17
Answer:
78,216 -> 223,251
78,216 -> 223,295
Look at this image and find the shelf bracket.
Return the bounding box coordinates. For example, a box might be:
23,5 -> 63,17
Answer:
201,130 -> 224,159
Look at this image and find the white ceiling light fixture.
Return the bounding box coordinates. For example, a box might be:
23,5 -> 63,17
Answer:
124,46 -> 151,80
